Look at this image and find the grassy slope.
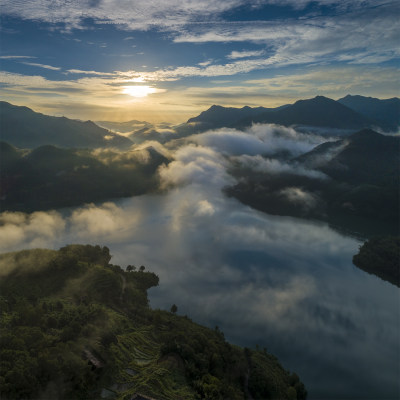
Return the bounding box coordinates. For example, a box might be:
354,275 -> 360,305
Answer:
0,245 -> 306,400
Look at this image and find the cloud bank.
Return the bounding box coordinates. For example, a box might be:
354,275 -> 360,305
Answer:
233,154 -> 327,179
188,124 -> 330,156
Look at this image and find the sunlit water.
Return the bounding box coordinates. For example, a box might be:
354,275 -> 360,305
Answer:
1,189 -> 399,399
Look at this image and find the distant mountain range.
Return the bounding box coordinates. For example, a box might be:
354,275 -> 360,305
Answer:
186,104 -> 288,130
337,95 -> 400,131
0,102 -> 133,149
188,95 -> 400,133
2,95 -> 398,150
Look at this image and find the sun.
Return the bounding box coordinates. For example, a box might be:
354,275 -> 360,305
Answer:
122,85 -> 158,98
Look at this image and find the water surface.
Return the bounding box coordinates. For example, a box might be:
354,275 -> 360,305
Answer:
2,189 -> 399,399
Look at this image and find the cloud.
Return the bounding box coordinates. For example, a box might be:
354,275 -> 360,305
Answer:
0,55 -> 36,59
227,50 -> 265,59
158,144 -> 234,188
0,0 -> 244,30
188,124 -> 330,157
223,275 -> 317,325
69,202 -> 139,238
300,140 -> 349,168
67,69 -> 116,76
174,5 -> 400,67
195,199 -> 216,216
91,142 -> 171,165
21,62 -> 61,70
1,0 -> 397,72
243,65 -> 400,100
133,140 -> 172,157
0,211 -> 66,250
233,154 -> 328,179
198,60 -> 213,67
1,0 -> 393,32
279,187 -> 319,210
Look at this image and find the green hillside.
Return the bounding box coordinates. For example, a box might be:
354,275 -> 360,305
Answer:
0,245 -> 306,400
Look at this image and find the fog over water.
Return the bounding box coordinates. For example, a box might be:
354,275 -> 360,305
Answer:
1,124 -> 399,399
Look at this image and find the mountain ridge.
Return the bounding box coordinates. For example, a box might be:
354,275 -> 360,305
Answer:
185,95 -> 398,133
232,96 -> 378,130
337,94 -> 400,131
0,101 -> 133,149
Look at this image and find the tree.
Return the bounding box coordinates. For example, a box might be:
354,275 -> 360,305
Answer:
170,304 -> 178,314
139,265 -> 145,272
126,265 -> 136,272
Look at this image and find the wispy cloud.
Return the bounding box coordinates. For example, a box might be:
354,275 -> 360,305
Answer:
0,0 -> 244,30
0,0 -> 393,32
198,60 -> 213,67
243,66 -> 400,98
227,50 -> 264,59
67,68 -> 116,76
21,62 -> 61,70
0,55 -> 36,59
188,124 -> 327,157
174,6 -> 400,66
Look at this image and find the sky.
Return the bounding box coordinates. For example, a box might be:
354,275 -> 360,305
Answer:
0,0 -> 399,123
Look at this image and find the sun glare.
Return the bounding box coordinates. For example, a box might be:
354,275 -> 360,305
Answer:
122,85 -> 157,98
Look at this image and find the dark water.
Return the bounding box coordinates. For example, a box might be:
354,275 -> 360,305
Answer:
3,189 -> 399,399
107,193 -> 399,400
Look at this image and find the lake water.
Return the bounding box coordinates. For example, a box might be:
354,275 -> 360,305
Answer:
2,187 -> 399,399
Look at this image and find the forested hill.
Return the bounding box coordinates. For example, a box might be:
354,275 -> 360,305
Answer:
0,142 -> 168,212
353,236 -> 400,287
0,244 -> 306,400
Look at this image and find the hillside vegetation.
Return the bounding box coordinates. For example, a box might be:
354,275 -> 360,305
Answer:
0,142 -> 168,212
0,245 -> 306,400
227,129 -> 399,237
